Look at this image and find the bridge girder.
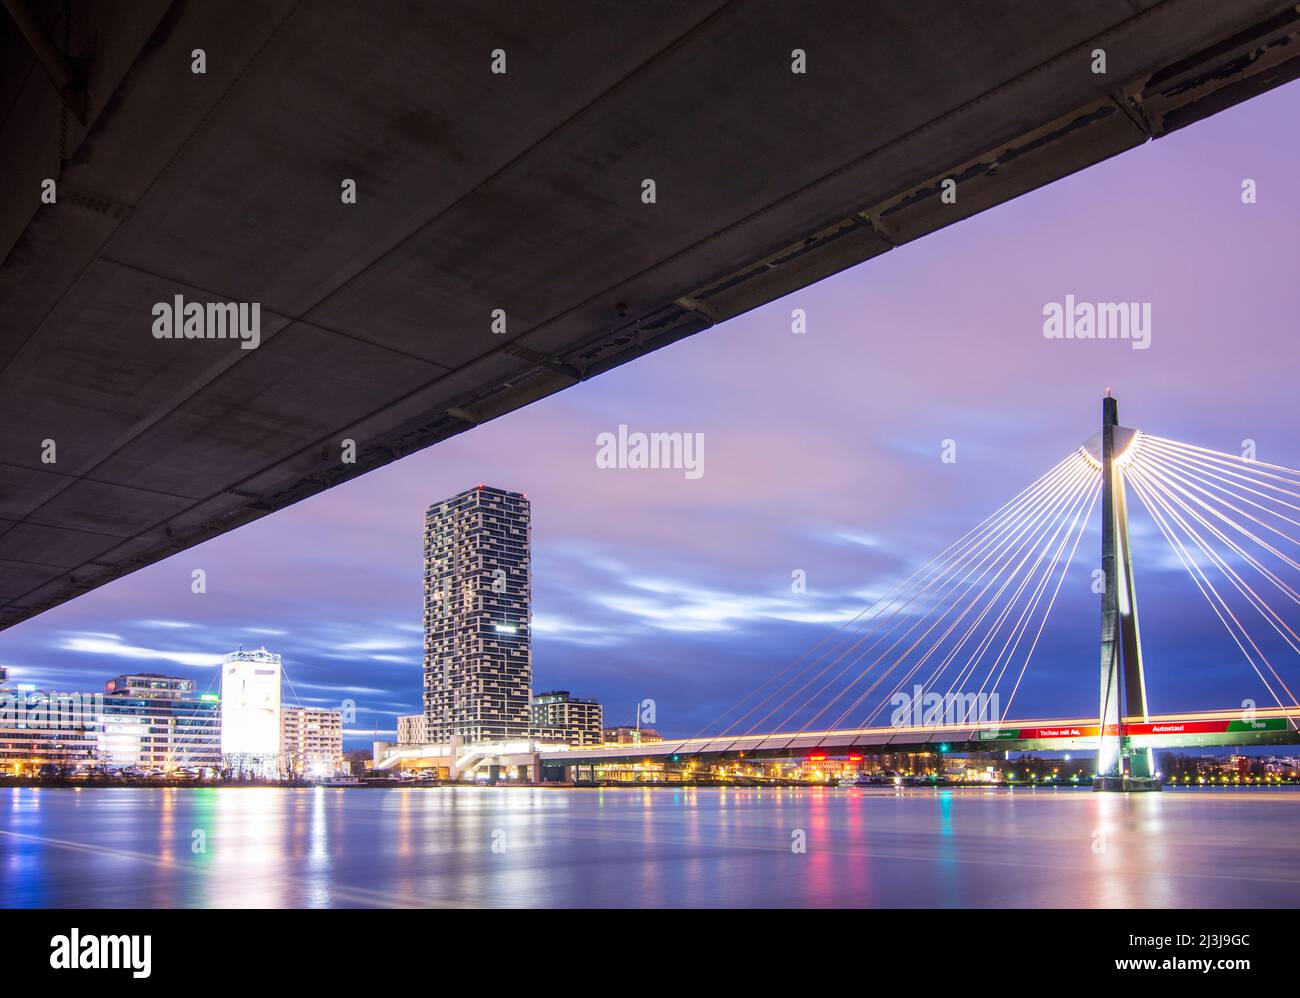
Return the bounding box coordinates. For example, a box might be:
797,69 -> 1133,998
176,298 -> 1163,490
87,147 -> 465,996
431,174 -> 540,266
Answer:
4,2 -> 1300,627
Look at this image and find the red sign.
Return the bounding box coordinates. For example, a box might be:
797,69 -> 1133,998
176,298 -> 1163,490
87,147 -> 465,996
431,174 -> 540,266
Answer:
1124,720 -> 1226,736
1018,726 -> 1101,739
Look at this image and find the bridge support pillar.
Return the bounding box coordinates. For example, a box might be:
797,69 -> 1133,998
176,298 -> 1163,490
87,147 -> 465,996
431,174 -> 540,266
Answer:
1094,393 -> 1160,792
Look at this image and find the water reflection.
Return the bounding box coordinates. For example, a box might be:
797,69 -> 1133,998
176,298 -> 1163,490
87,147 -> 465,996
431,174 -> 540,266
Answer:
1,786 -> 1298,907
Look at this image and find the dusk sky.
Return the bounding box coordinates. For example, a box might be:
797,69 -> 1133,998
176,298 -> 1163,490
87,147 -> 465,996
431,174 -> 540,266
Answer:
3,79 -> 1298,748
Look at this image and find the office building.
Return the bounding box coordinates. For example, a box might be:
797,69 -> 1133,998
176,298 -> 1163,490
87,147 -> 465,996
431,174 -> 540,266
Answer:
0,690 -> 100,774
105,673 -> 200,700
0,678 -> 220,774
532,690 -> 603,747
220,647 -> 282,775
280,706 -> 344,776
100,676 -> 221,770
423,485 -> 532,743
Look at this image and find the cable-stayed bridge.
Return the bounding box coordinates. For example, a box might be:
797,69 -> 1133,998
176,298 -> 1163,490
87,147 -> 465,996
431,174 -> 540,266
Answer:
539,394 -> 1300,791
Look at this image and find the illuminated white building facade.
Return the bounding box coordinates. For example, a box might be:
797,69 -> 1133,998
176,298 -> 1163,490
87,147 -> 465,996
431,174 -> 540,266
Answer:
220,647 -> 281,776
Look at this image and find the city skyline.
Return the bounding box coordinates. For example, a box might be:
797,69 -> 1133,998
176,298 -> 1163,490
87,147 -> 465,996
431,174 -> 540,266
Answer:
0,80 -> 1298,748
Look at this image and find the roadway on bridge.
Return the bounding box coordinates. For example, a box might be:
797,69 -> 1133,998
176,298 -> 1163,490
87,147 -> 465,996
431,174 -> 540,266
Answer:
541,707 -> 1300,766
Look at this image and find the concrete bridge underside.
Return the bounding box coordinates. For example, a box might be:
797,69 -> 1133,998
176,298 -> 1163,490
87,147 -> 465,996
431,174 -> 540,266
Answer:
4,1 -> 1300,628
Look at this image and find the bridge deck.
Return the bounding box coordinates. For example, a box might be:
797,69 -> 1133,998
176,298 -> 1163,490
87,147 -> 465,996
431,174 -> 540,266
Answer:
542,708 -> 1300,765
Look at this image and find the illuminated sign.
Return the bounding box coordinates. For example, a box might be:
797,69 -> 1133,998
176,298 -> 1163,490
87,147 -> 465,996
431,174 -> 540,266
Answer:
978,717 -> 1289,742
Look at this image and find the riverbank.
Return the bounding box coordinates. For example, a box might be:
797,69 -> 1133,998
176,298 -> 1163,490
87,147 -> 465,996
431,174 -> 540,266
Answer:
4,775 -> 1295,790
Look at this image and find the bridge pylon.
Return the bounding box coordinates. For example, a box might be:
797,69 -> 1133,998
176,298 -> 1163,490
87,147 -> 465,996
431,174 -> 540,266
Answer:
1092,392 -> 1161,792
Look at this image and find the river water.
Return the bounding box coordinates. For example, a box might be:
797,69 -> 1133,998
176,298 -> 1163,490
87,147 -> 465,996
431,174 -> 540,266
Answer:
1,785 -> 1296,907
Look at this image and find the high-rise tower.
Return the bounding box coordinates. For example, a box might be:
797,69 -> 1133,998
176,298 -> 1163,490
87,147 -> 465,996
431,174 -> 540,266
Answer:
423,485 -> 532,743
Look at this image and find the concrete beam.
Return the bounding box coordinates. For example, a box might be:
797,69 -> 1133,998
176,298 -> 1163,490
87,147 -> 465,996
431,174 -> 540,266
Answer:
3,1 -> 1300,627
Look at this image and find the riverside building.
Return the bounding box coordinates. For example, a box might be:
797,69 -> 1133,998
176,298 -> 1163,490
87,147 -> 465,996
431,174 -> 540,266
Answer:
532,690 -> 603,747
100,674 -> 220,770
0,675 -> 221,774
280,706 -> 344,776
221,647 -> 282,777
0,690 -> 100,774
423,485 -> 533,743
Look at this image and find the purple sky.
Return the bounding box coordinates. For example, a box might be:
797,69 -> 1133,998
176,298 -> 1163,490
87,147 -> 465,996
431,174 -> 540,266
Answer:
3,80 -> 1299,747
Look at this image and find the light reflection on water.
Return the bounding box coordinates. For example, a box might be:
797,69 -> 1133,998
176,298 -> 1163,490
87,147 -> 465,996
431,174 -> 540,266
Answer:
2,785 -> 1298,908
